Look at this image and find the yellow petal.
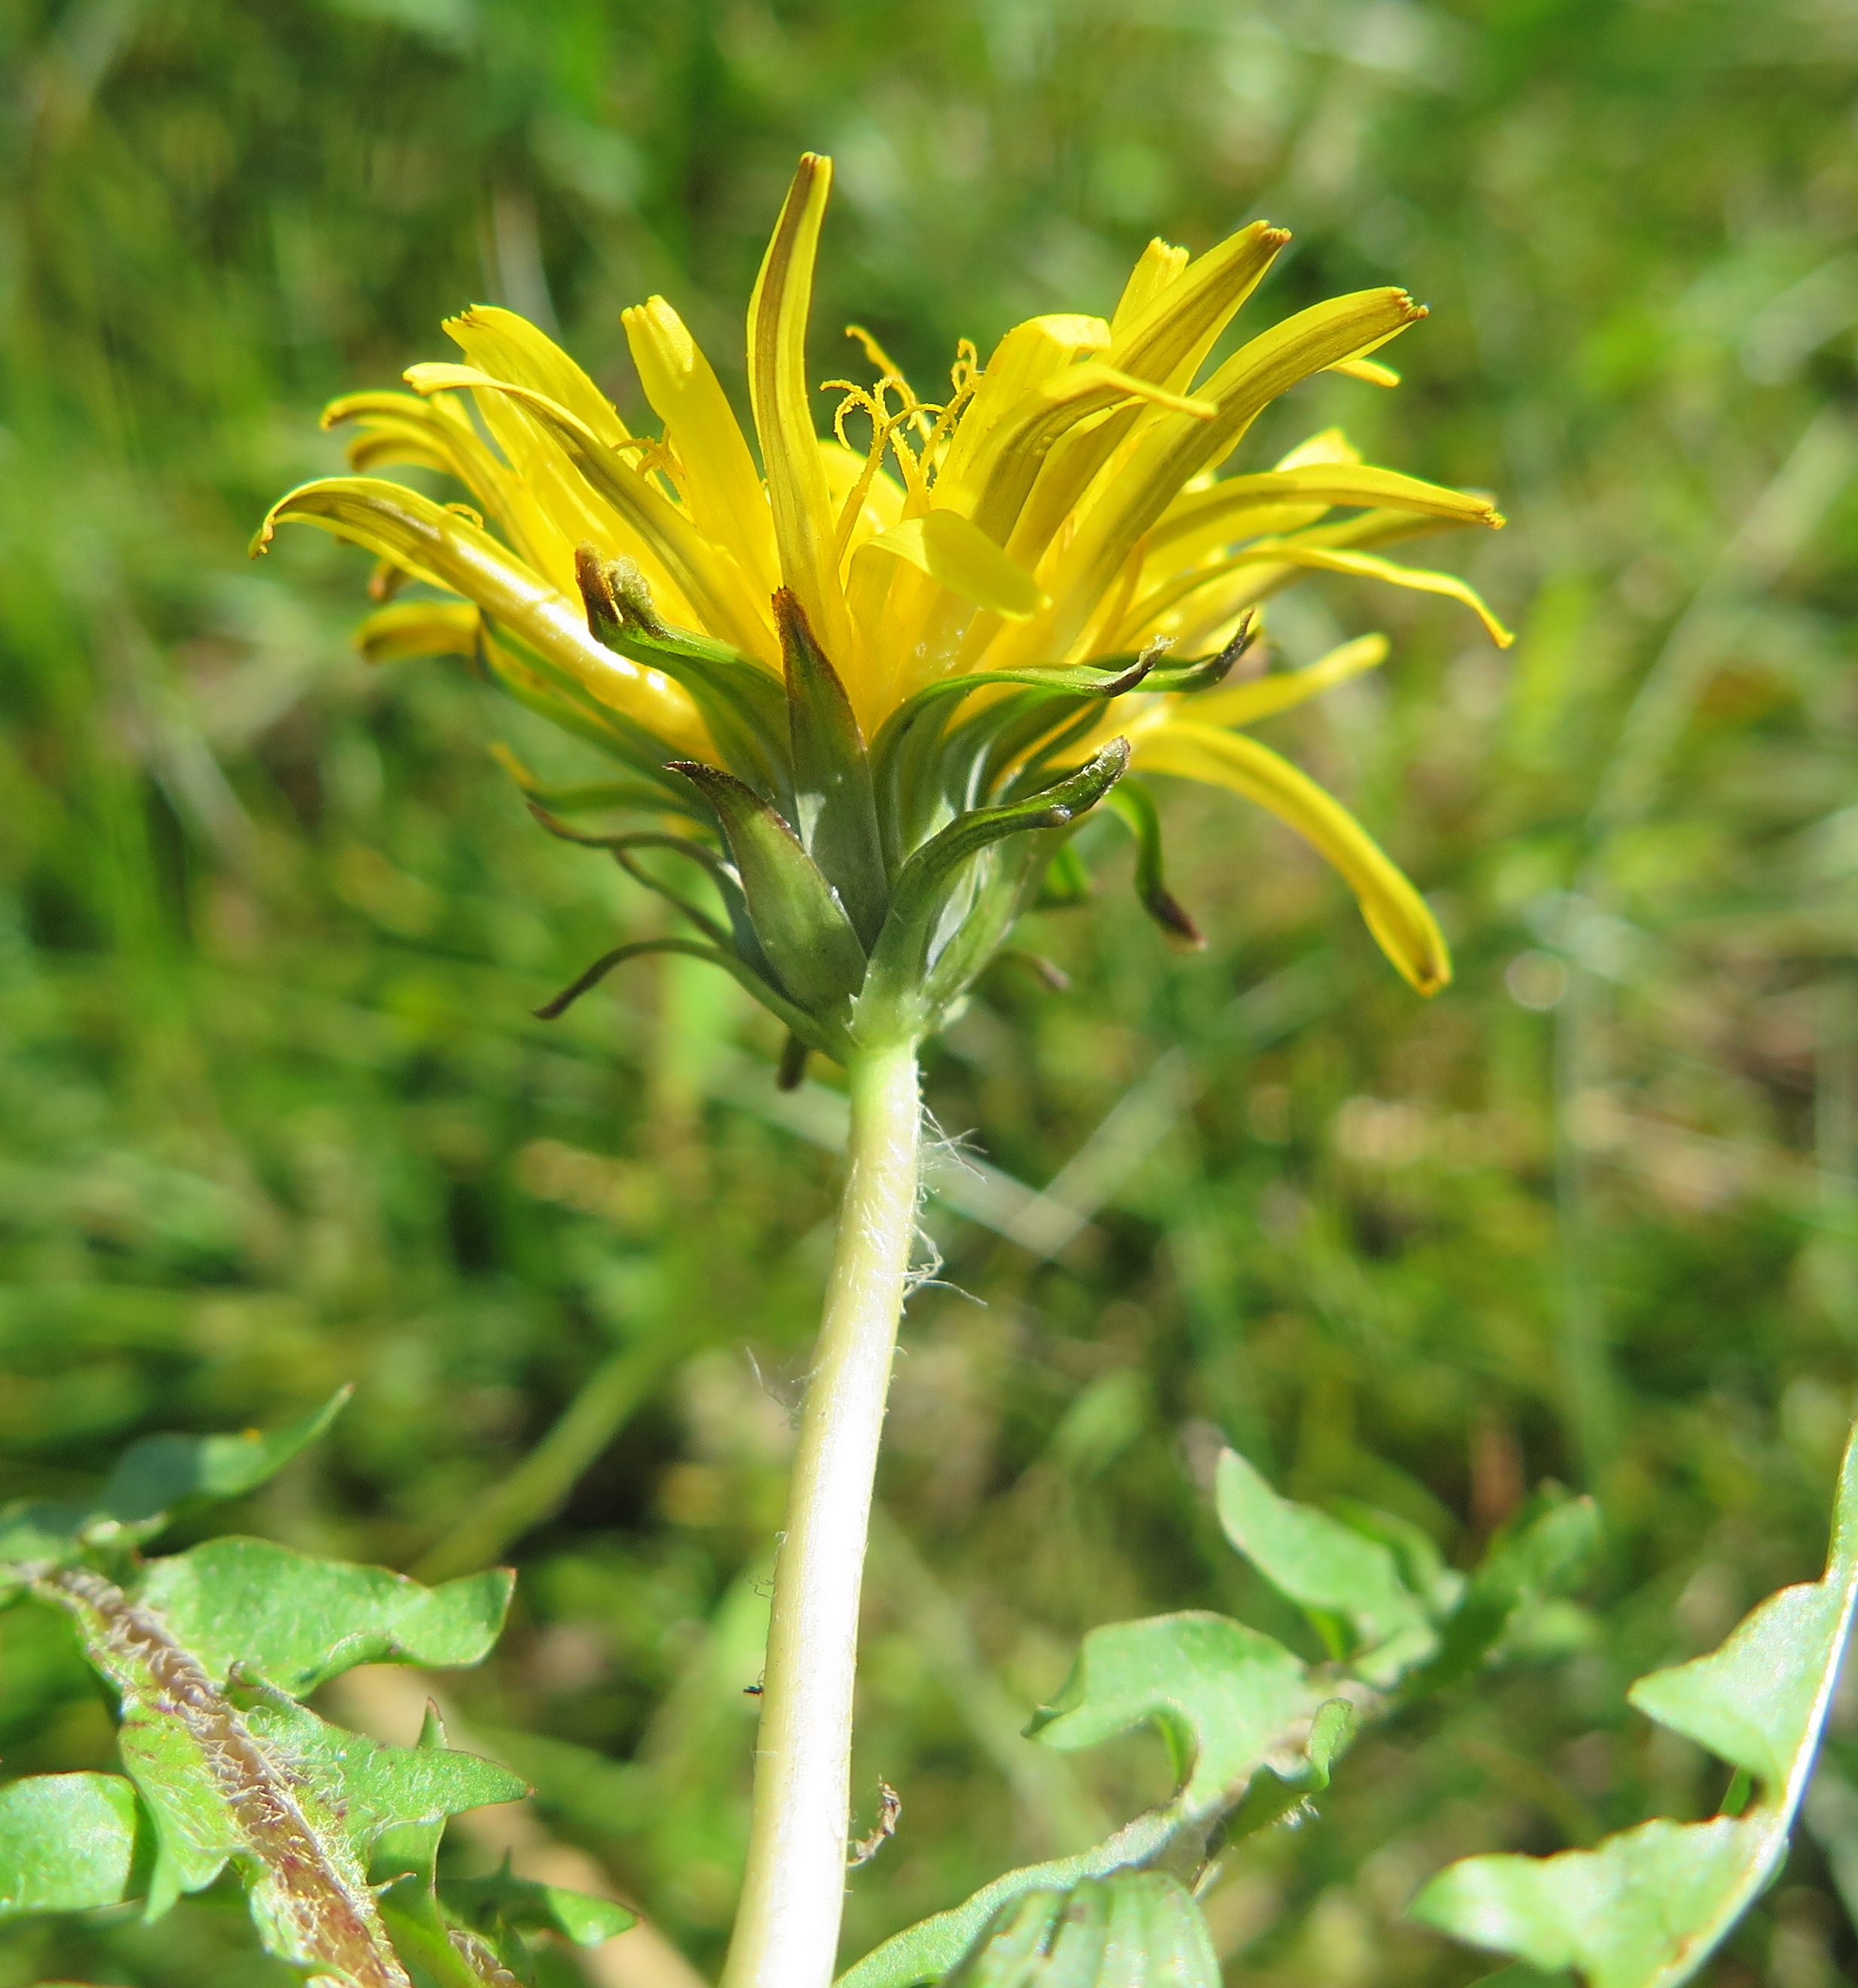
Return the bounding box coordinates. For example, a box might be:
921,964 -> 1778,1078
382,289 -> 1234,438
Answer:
987,314 -> 1114,390
443,305 -> 633,450
404,362 -> 776,663
1116,535 -> 1513,650
623,295 -> 779,594
406,368 -> 659,606
1186,633 -> 1389,728
354,601 -> 480,665
1275,427 -> 1364,469
935,313 -> 1112,494
747,154 -> 857,667
853,510 -> 1049,619
252,476 -> 704,745
1193,291 -> 1428,473
1109,239 -> 1189,338
1150,463 -> 1501,564
323,391 -> 456,468
1129,509 -> 1467,651
1278,506 -> 1474,558
1105,220 -> 1291,393
963,362 -> 1216,547
1217,463 -> 1501,526
1132,720 -> 1450,993
1146,500 -> 1333,573
1241,541 -> 1514,646
1327,356 -> 1401,387
998,224 -> 1293,565
993,289 -> 1430,671
323,389 -> 564,578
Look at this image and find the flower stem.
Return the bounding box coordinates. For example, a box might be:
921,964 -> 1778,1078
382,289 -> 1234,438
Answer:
722,1040 -> 923,1988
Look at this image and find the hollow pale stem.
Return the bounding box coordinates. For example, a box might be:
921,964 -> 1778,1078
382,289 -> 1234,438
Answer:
722,1040 -> 924,1988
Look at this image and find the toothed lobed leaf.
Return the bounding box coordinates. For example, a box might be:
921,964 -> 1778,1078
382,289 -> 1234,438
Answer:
843,1448 -> 1604,1988
942,1872 -> 1219,1988
1407,1491 -> 1601,1696
1215,1446 -> 1438,1681
231,1681 -> 529,1852
1413,1822 -> 1765,1988
440,1867 -> 637,1948
136,1537 -> 513,1694
1023,1612 -> 1312,1814
98,1388 -> 353,1529
0,1506 -> 92,1592
1410,1423 -> 1858,1988
1222,1695 -> 1359,1838
26,1565 -> 528,1985
0,1393 -> 354,1596
369,1700 -> 454,1898
839,1607 -> 1330,1988
40,1569 -> 408,1981
0,1774 -> 144,1922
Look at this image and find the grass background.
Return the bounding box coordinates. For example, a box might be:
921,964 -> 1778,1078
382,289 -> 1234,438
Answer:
5,0 -> 1858,1982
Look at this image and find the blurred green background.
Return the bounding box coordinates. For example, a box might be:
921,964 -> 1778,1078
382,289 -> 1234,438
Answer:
5,1 -> 1858,1982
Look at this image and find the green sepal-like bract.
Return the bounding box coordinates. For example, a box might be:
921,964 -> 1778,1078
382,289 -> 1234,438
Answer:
528,573 -> 1252,1066
577,546 -> 789,803
861,741 -> 1131,1031
778,587 -> 889,947
668,758 -> 871,1023
522,803 -> 774,980
476,615 -> 695,804
532,935 -> 836,1054
1104,779 -> 1204,949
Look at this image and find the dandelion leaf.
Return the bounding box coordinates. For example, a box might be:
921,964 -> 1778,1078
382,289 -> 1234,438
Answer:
942,1871 -> 1218,1988
1411,1424 -> 1858,1988
1215,1447 -> 1437,1681
440,1866 -> 637,1948
838,1610 -> 1318,1988
137,1536 -> 513,1693
0,1773 -> 144,1921
1409,1490 -> 1601,1694
1024,1611 -> 1312,1812
98,1388 -> 352,1528
0,1393 -> 354,1597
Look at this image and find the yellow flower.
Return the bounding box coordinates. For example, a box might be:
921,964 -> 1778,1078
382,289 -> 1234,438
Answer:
256,153 -> 1509,1048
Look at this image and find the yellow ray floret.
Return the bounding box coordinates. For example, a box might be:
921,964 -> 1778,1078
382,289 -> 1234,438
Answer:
1131,722 -> 1452,995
